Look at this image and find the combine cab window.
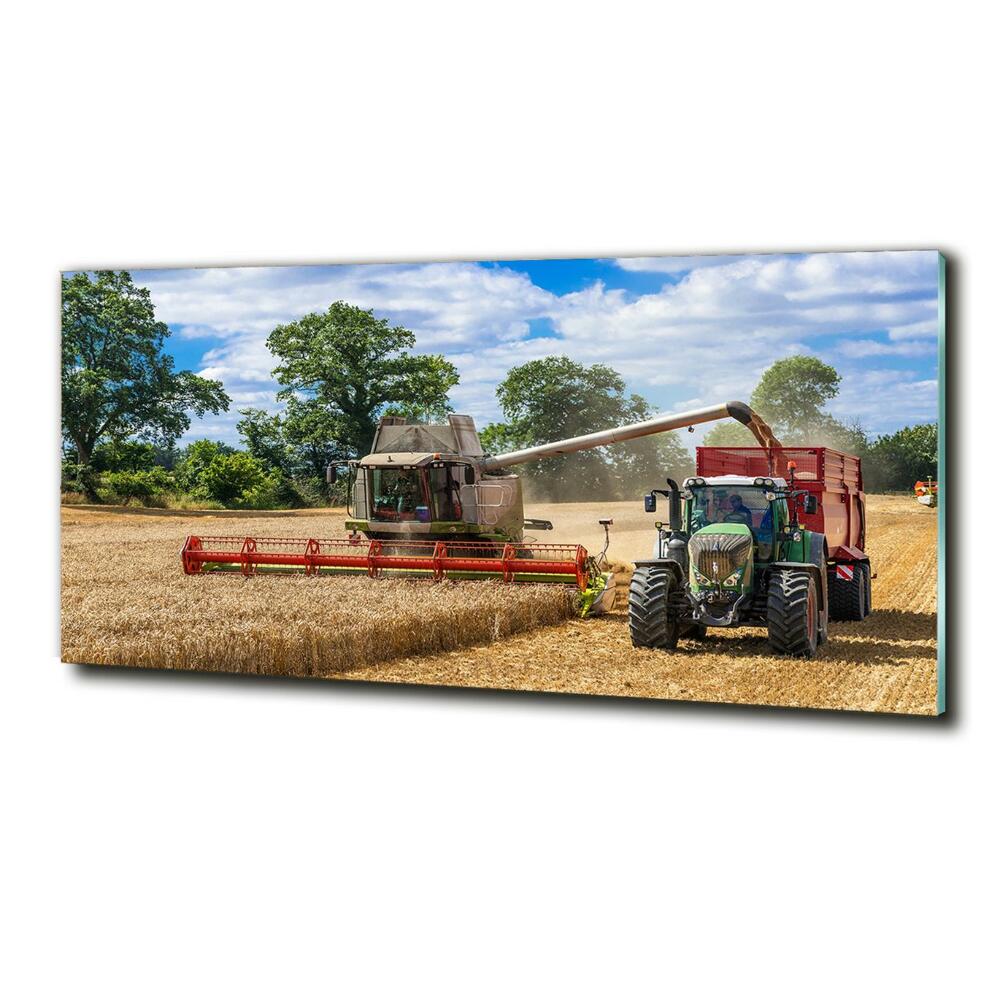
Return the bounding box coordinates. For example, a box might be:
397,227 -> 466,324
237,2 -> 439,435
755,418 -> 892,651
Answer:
368,467 -> 431,522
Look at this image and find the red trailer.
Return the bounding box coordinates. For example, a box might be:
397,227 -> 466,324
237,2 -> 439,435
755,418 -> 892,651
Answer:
696,445 -> 872,618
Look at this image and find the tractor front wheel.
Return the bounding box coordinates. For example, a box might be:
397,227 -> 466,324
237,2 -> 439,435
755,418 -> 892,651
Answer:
628,565 -> 680,650
767,569 -> 819,657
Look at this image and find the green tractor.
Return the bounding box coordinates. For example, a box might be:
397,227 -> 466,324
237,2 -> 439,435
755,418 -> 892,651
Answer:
628,473 -> 828,657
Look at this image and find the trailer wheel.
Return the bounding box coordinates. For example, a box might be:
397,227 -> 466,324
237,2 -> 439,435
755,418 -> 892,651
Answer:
628,565 -> 680,650
767,569 -> 819,657
861,562 -> 872,616
828,563 -> 865,621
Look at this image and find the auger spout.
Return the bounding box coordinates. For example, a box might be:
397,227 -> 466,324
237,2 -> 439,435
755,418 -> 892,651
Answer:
480,401 -> 780,471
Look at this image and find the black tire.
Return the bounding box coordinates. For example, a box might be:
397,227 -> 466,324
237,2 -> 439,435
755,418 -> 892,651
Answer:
767,569 -> 819,657
861,562 -> 872,616
828,563 -> 865,621
628,565 -> 680,650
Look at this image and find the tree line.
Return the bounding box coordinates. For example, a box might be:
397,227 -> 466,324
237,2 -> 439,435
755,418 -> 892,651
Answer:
61,271 -> 937,508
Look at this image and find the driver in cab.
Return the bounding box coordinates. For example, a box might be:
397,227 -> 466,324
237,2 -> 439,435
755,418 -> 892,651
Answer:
723,493 -> 754,530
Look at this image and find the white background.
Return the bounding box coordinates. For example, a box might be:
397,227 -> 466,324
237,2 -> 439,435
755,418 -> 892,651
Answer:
1,3 -> 996,998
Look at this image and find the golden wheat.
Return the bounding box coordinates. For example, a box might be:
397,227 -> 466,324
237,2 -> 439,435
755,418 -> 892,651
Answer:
60,495 -> 939,714
61,512 -> 576,675
330,496 -> 940,715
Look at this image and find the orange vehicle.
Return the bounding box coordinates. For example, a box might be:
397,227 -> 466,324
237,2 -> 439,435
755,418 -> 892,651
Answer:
914,479 -> 938,507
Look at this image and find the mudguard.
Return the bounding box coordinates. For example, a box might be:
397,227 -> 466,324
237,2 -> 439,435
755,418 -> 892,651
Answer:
632,558 -> 686,587
772,531 -> 829,613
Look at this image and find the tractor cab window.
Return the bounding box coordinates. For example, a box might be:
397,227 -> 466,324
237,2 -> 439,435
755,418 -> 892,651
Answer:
688,486 -> 784,559
369,466 -> 430,522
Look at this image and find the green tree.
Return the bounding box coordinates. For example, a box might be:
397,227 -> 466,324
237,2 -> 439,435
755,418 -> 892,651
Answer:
864,423 -> 937,491
484,356 -> 692,501
90,440 -> 159,473
175,439 -> 234,491
281,397 -> 349,480
105,467 -> 173,505
196,452 -> 269,506
266,301 -> 460,460
61,271 -> 230,499
237,408 -> 291,474
703,355 -> 861,448
750,356 -> 841,438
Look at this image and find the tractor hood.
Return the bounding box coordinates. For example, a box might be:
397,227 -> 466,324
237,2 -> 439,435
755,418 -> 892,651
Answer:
688,523 -> 754,587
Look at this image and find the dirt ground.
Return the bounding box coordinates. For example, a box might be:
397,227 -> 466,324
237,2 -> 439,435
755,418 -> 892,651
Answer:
61,494 -> 939,714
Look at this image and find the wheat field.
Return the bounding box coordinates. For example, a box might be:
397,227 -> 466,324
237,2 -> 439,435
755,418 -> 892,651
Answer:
61,494 -> 939,713
60,510 -> 577,675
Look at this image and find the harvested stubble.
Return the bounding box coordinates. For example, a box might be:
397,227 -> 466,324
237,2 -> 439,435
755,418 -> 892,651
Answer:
332,495 -> 940,715
61,494 -> 939,714
61,511 -> 577,675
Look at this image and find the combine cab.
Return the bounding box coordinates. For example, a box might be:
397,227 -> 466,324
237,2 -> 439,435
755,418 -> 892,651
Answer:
182,401 -> 781,618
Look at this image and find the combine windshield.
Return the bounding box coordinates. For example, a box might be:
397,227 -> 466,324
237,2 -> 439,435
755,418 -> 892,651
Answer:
688,486 -> 787,559
369,467 -> 430,522
367,462 -> 470,523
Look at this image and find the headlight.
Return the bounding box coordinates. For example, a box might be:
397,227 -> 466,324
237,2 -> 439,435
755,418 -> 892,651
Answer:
723,569 -> 743,587
692,567 -> 710,585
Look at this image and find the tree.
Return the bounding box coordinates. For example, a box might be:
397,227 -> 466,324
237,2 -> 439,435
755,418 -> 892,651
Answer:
864,423 -> 937,492
237,408 -> 291,475
749,355 -> 842,440
196,452 -> 269,506
704,355 -> 858,447
62,271 -> 230,498
280,397 -> 349,480
484,356 -> 692,501
174,439 -> 234,491
266,301 -> 460,460
90,440 -> 159,473
105,468 -> 173,505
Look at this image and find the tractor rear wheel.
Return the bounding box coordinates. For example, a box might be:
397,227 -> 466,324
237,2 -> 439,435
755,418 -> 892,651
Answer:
829,563 -> 865,621
628,565 -> 680,650
767,569 -> 819,657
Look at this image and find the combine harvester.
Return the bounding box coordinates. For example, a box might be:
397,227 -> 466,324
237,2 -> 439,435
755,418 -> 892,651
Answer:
914,479 -> 938,507
181,401 -> 780,616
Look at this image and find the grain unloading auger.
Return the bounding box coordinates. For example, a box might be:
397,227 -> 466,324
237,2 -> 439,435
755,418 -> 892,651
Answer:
181,401 -> 779,616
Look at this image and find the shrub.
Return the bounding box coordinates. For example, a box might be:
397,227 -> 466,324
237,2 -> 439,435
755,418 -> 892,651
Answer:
196,452 -> 269,506
175,440 -> 234,491
104,468 -> 174,505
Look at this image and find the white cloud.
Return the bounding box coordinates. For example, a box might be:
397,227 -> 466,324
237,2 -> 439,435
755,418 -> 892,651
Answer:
887,318 -> 939,340
138,251 -> 940,445
836,338 -> 937,359
613,254 -> 752,273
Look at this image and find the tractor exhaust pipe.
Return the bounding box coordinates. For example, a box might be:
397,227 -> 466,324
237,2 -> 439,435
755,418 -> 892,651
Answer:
666,478 -> 682,533
481,401 -> 780,471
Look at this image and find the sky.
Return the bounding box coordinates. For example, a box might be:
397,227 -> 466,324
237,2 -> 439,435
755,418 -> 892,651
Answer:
130,250 -> 942,449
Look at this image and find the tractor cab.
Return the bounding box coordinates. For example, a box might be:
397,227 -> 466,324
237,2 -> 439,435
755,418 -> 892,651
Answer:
683,475 -> 790,561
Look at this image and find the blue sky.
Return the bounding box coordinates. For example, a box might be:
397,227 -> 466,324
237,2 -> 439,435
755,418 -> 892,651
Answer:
130,250 -> 941,448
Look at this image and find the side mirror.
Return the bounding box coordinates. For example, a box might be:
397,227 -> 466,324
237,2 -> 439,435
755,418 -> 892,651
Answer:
802,494 -> 818,515
644,493 -> 657,513
326,463 -> 338,485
